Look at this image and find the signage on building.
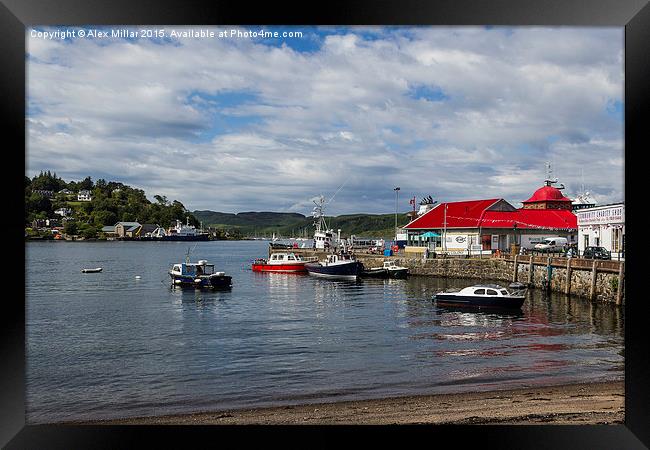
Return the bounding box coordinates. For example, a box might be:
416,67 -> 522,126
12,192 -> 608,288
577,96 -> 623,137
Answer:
445,234 -> 471,249
577,205 -> 624,226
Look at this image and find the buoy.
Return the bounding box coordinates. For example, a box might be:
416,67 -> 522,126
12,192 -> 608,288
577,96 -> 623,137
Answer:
135,276 -> 141,279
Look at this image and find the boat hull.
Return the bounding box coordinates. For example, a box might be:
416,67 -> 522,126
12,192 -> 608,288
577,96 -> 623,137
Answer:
360,268 -> 388,278
434,293 -> 525,309
170,274 -> 232,289
387,268 -> 408,279
252,263 -> 307,273
305,261 -> 363,280
161,234 -> 210,241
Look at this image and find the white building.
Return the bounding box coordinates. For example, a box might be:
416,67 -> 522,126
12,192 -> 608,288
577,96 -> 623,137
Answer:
77,190 -> 93,201
54,207 -> 72,217
576,203 -> 624,259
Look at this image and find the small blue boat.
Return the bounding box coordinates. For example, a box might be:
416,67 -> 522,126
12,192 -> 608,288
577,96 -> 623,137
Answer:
169,258 -> 231,289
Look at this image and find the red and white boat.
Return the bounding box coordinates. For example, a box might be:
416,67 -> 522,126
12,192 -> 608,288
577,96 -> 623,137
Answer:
251,252 -> 315,273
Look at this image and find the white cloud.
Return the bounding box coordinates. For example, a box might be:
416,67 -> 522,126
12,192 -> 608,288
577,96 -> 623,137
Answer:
26,26 -> 624,214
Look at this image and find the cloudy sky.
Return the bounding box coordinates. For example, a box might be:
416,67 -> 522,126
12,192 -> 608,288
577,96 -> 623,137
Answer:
26,26 -> 624,215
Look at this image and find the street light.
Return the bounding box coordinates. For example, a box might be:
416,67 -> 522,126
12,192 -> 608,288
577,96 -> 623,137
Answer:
394,187 -> 401,241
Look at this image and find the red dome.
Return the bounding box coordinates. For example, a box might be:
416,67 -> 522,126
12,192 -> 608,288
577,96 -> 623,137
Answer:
522,186 -> 572,203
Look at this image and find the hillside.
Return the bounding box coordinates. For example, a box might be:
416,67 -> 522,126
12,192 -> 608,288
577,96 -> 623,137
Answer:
192,210 -> 409,239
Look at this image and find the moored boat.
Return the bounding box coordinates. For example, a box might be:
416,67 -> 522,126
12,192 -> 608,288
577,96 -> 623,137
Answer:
169,258 -> 231,289
81,267 -> 103,273
161,218 -> 210,241
305,253 -> 363,280
383,260 -> 409,278
433,283 -> 526,309
252,252 -> 314,273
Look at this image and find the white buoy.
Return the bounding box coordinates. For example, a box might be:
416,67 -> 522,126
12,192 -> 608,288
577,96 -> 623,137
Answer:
135,275 -> 141,279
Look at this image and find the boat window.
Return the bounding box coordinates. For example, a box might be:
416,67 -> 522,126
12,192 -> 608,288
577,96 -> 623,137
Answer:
500,290 -> 509,295
486,289 -> 498,295
473,289 -> 486,295
271,254 -> 277,260
288,255 -> 295,260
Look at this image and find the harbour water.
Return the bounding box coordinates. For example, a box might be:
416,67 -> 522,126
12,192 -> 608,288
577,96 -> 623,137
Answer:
25,240 -> 624,423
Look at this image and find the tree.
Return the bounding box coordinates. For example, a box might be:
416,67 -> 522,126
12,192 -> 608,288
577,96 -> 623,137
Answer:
79,176 -> 94,191
64,220 -> 78,236
154,195 -> 168,206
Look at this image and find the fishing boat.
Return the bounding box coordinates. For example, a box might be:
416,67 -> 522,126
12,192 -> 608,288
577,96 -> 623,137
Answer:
433,283 -> 526,309
383,260 -> 409,278
305,253 -> 363,280
81,267 -> 103,273
169,257 -> 231,289
251,252 -> 315,273
311,195 -> 337,250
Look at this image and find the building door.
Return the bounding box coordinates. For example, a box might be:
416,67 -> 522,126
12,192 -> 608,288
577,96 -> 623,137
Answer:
612,228 -> 621,253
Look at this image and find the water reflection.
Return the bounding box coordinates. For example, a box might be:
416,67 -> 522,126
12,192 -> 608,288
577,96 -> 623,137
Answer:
169,286 -> 231,305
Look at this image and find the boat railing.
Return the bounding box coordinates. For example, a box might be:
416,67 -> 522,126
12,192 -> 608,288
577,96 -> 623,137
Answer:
302,256 -> 319,262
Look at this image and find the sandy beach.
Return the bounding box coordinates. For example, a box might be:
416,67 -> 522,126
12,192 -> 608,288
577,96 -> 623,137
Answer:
78,380 -> 624,425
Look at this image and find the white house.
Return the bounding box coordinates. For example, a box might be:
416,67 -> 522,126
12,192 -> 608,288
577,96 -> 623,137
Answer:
77,190 -> 93,201
54,207 -> 72,217
576,203 -> 624,259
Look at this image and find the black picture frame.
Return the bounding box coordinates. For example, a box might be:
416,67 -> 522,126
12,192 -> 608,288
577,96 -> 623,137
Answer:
4,0 -> 649,447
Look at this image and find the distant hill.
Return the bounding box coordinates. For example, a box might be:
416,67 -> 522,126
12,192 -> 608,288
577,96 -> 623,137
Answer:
192,210 -> 409,239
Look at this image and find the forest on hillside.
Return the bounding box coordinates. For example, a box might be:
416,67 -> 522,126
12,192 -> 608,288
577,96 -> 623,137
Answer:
25,171 -> 198,239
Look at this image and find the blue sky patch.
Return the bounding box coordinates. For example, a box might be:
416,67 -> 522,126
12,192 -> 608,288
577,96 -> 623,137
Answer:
407,84 -> 449,102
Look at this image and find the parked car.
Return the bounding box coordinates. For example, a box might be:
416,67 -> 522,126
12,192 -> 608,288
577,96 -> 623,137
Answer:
534,237 -> 568,252
582,246 -> 611,260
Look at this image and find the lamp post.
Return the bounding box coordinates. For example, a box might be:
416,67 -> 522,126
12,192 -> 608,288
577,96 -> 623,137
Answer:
394,187 -> 400,241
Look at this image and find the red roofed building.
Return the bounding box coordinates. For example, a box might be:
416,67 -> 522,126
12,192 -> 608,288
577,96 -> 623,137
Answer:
402,183 -> 577,254
521,185 -> 573,210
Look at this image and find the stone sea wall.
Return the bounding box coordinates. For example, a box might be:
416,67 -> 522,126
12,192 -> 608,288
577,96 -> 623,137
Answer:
355,255 -> 624,304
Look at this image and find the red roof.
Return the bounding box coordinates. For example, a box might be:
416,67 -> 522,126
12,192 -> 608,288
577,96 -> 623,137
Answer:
482,209 -> 577,230
404,198 -> 577,230
405,199 -> 500,229
522,185 -> 572,204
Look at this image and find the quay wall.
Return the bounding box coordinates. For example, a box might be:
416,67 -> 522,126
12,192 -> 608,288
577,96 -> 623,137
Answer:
286,248 -> 624,305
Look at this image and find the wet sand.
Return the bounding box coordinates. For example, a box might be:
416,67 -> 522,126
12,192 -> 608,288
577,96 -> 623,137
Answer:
78,380 -> 624,425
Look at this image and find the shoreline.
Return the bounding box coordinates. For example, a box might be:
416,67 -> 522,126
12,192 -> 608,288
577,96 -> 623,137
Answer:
71,380 -> 624,426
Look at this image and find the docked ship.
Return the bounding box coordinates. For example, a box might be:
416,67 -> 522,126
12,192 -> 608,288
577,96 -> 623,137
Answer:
311,196 -> 337,250
162,218 -> 210,241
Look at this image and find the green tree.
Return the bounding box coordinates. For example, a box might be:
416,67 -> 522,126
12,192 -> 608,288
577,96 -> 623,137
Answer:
64,220 -> 78,236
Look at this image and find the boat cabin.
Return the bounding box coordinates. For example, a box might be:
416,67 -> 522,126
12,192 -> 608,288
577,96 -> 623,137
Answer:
269,253 -> 303,263
457,284 -> 524,297
171,261 -> 216,276
324,253 -> 355,265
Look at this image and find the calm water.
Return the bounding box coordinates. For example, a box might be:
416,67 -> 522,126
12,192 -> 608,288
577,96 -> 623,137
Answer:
25,240 -> 624,423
